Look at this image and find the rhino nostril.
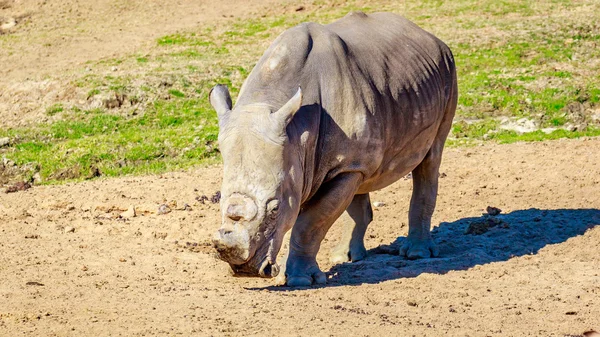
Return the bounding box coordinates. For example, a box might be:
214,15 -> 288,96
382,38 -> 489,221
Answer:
227,214 -> 242,222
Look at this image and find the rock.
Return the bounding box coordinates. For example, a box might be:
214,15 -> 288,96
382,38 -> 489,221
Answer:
373,201 -> 386,208
0,137 -> 10,147
120,205 -> 136,218
0,18 -> 16,30
64,226 -> 75,233
157,204 -> 171,215
32,172 -> 42,184
486,206 -> 502,216
196,195 -> 209,204
499,117 -> 537,134
5,181 -> 31,193
465,221 -> 489,235
564,123 -> 576,132
210,191 -> 221,204
465,216 -> 509,235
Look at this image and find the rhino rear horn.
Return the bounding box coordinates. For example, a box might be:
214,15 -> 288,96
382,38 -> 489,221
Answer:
210,84 -> 233,121
271,87 -> 302,128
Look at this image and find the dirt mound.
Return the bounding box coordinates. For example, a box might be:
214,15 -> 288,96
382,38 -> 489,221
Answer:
1,137 -> 598,335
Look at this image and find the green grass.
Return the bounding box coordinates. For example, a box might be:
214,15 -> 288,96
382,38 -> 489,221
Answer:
1,0 -> 599,183
45,103 -> 64,116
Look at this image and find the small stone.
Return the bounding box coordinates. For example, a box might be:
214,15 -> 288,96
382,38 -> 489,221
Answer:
81,265 -> 88,271
0,137 -> 10,147
486,206 -> 502,216
157,204 -> 171,215
373,201 -> 386,208
0,18 -> 16,30
465,221 -> 489,235
64,226 -> 75,233
407,300 -> 418,307
210,191 -> 221,204
120,205 -> 136,218
196,195 -> 209,204
119,258 -> 127,262
32,172 -> 42,184
5,181 -> 31,193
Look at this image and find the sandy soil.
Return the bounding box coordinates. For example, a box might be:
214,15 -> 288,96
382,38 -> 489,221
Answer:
0,0 -> 296,83
0,0 -> 301,127
1,137 -> 599,336
1,0 -> 599,335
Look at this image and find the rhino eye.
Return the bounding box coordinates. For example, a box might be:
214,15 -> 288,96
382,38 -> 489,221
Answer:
267,199 -> 280,214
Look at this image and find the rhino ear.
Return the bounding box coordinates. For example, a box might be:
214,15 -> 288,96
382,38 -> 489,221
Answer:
271,88 -> 302,128
209,85 -> 232,121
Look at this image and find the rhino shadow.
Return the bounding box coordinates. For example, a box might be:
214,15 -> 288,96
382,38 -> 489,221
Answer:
249,208 -> 599,290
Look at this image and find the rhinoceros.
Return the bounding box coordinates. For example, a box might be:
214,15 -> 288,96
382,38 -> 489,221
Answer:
210,11 -> 457,286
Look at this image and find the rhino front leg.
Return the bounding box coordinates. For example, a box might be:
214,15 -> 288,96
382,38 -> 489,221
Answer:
330,193 -> 372,264
286,173 -> 362,287
400,147 -> 443,260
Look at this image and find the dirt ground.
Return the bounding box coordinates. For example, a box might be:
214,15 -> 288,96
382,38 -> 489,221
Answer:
1,137 -> 599,336
0,0 -> 297,83
0,0 -> 301,127
1,0 -> 600,336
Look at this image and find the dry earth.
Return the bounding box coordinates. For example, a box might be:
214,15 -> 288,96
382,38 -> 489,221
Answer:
0,0 -> 297,83
1,0 -> 600,336
1,138 -> 599,336
0,0 -> 301,127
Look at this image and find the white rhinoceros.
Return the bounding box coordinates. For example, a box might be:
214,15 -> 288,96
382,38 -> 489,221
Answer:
210,11 -> 457,286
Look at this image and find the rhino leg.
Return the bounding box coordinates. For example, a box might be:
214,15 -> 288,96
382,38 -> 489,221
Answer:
286,173 -> 362,287
400,96 -> 455,259
399,145 -> 442,259
330,193 -> 372,264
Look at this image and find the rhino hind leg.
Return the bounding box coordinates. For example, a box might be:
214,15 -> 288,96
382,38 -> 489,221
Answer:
399,144 -> 442,260
400,93 -> 455,259
330,193 -> 373,264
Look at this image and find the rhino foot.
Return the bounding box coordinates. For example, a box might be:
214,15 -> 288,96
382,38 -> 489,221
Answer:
285,255 -> 326,287
330,243 -> 367,264
399,237 -> 439,260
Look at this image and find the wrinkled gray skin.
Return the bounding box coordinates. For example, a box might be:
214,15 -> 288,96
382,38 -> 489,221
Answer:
210,12 -> 457,286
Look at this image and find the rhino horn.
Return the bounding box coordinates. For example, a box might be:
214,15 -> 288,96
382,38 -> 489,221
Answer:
270,87 -> 302,128
210,84 -> 233,122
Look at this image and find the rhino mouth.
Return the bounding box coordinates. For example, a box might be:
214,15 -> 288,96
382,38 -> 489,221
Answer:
230,259 -> 279,278
228,237 -> 280,278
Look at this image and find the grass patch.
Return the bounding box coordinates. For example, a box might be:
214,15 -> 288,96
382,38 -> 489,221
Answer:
45,103 -> 64,116
2,0 -> 600,183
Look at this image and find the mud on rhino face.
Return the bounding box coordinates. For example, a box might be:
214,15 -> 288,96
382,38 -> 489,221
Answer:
209,85 -> 303,278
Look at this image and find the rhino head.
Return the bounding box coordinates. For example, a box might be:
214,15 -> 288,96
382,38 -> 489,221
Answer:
209,85 -> 303,278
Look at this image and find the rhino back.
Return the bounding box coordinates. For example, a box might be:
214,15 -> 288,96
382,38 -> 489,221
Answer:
236,12 -> 456,195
